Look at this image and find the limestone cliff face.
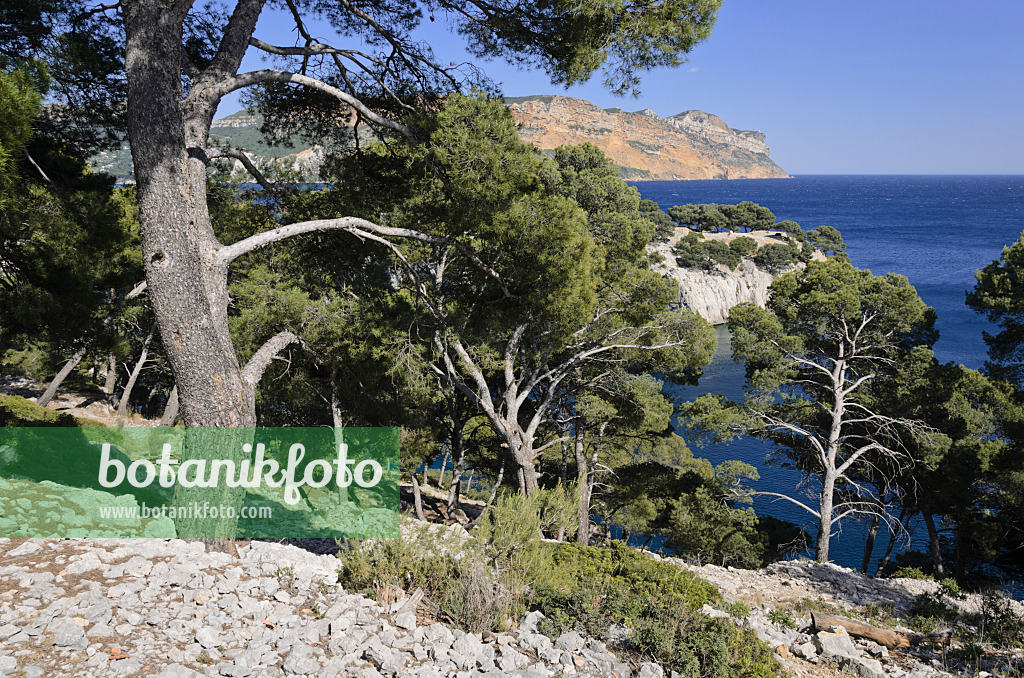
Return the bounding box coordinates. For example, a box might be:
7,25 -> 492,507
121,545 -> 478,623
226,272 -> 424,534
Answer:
653,253 -> 779,325
649,231 -> 822,325
93,98 -> 788,183
506,95 -> 789,181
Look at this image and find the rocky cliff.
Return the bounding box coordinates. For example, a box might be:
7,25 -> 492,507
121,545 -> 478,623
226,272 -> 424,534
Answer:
91,97 -> 788,183
506,95 -> 789,181
649,230 -> 823,325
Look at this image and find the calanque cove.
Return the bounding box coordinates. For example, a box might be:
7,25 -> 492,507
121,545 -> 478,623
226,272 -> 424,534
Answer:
4,1 -> 1024,677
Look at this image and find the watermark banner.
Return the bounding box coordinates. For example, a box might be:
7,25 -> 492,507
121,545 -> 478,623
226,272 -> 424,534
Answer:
0,427 -> 399,539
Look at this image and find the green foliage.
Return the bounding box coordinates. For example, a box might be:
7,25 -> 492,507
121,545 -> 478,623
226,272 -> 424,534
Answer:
448,0 -> 723,96
774,220 -> 805,241
890,566 -> 931,580
668,202 -> 775,233
669,203 -> 727,233
0,70 -> 135,361
767,609 -> 797,629
872,349 -> 1023,577
674,233 -> 740,271
0,0 -> 128,155
718,202 -> 776,233
338,507 -> 779,677
532,541 -> 779,677
729,236 -> 758,258
966,230 -> 1024,386
752,242 -> 799,273
0,394 -> 100,427
805,225 -> 846,256
640,198 -> 675,242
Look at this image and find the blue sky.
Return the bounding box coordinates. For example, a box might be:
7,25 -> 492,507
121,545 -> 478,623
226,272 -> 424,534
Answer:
226,0 -> 1024,175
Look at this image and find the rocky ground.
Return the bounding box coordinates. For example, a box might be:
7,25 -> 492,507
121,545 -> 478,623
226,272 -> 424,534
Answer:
659,555 -> 1024,678
0,537 -> 663,678
3,533 -> 1021,678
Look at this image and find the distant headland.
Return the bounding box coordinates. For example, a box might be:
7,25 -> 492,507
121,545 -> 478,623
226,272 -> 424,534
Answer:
506,95 -> 789,181
90,95 -> 789,183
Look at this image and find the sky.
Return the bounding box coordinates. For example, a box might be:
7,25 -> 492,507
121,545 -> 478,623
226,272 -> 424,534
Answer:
224,0 -> 1024,175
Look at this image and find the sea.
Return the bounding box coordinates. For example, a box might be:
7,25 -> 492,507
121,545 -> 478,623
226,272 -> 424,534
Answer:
631,175 -> 1024,572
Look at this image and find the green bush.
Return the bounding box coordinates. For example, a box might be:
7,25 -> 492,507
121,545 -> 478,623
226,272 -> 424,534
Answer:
752,243 -> 799,273
767,609 -> 797,630
890,566 -> 932,580
532,542 -> 779,677
728,236 -> 758,258
0,394 -> 99,427
337,504 -> 781,677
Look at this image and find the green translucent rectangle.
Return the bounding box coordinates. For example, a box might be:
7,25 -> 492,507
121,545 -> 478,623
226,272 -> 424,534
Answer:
0,427 -> 399,539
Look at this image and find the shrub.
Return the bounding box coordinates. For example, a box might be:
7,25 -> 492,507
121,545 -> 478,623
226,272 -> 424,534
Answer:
767,609 -> 797,630
532,542 -> 779,677
890,566 -> 932,580
0,394 -> 99,427
337,507 -> 782,677
728,236 -> 758,258
752,243 -> 798,273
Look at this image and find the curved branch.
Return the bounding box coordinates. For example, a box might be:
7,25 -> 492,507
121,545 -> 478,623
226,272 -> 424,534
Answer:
205,69 -> 414,139
217,217 -> 511,297
207,147 -> 276,192
752,491 -> 821,519
241,330 -> 299,386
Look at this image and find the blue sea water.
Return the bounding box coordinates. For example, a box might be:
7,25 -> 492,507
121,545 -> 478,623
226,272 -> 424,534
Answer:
632,175 -> 1024,571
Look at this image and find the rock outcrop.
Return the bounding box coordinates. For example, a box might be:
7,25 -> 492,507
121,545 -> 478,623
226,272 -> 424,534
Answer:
506,95 -> 789,181
649,230 -> 822,325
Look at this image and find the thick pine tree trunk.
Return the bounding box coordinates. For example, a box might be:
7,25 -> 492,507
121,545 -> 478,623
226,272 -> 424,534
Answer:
37,347 -> 87,407
124,0 -> 258,429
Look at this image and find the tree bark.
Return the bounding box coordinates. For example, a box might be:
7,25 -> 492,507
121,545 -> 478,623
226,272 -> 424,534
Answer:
861,509 -> 882,575
411,473 -> 425,521
124,0 -> 263,428
816,471 -> 836,563
118,323 -> 156,417
922,511 -> 946,579
159,385 -> 179,426
103,353 -> 118,405
37,347 -> 87,407
575,426 -> 590,544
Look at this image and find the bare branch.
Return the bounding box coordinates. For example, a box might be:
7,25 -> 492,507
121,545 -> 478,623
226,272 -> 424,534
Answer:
753,491 -> 821,519
126,280 -> 148,300
217,217 -> 512,297
205,69 -> 414,139
241,330 -> 298,386
206,147 -> 276,192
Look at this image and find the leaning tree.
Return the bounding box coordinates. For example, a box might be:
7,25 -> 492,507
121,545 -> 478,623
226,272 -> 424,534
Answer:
107,0 -> 723,427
